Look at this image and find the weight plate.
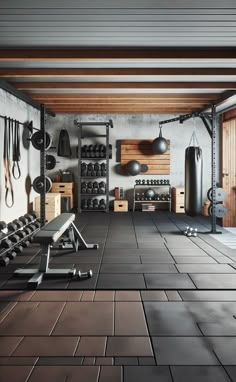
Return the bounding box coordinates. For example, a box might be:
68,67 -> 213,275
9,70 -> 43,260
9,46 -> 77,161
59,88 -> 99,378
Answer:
46,154 -> 56,170
31,131 -> 52,151
32,176 -> 52,194
215,204 -> 227,218
207,187 -> 227,202
208,204 -> 227,218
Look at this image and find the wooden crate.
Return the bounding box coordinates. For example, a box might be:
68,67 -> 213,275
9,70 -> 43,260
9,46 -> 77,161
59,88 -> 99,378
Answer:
51,182 -> 74,208
172,187 -> 185,213
114,200 -> 128,212
34,193 -> 61,222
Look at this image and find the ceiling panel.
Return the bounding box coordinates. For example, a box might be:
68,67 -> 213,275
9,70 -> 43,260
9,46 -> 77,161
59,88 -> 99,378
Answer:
0,1 -> 236,114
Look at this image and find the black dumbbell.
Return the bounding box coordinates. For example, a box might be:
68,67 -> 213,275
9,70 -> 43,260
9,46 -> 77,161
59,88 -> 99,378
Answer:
19,216 -> 29,225
101,163 -> 106,171
15,245 -> 24,254
1,239 -> 12,249
7,222 -> 17,232
10,234 -> 21,244
94,163 -> 100,171
24,227 -> 32,236
34,221 -> 40,229
7,250 -> 17,260
17,230 -> 27,240
0,221 -> 7,231
87,182 -> 93,189
77,269 -> 93,279
99,199 -> 106,210
13,219 -> 24,230
93,199 -> 99,209
24,213 -> 36,221
87,163 -> 94,172
22,240 -> 30,248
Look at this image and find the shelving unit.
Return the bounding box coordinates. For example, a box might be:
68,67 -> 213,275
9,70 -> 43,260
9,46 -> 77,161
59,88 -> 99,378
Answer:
133,184 -> 172,212
75,120 -> 113,213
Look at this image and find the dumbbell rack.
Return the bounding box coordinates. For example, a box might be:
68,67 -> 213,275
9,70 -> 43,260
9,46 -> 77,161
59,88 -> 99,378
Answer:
0,215 -> 40,266
75,120 -> 113,213
133,184 -> 172,212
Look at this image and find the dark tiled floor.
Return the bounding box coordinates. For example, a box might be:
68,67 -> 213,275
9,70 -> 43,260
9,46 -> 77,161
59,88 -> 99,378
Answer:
0,212 -> 236,380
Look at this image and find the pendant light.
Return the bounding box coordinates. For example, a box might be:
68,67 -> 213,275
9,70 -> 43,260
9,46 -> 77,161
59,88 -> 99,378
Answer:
152,123 -> 168,154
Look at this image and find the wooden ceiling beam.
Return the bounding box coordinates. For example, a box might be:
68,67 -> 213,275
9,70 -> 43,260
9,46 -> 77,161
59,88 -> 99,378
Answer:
42,101 -> 206,105
0,48 -> 236,61
4,68 -> 236,77
31,93 -> 218,100
11,81 -> 236,90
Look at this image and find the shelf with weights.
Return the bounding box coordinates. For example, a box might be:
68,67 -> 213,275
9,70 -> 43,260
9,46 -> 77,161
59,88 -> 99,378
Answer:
133,179 -> 172,212
75,119 -> 113,213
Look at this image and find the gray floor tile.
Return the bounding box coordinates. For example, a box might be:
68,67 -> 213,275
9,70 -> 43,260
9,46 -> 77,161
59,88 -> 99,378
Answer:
100,264 -> 177,274
115,357 -> 138,365
103,256 -> 141,264
190,274 -> 236,289
140,256 -> 174,264
144,302 -> 201,336
207,337 -> 236,365
225,366 -> 236,381
145,274 -> 196,289
153,337 -> 219,365
199,320 -> 236,336
99,365 -> 122,382
124,366 -> 172,382
138,357 -> 156,365
168,249 -> 208,257
37,357 -> 83,366
173,256 -> 217,264
171,366 -> 231,382
97,274 -> 146,289
176,264 -> 236,273
180,290 -> 236,301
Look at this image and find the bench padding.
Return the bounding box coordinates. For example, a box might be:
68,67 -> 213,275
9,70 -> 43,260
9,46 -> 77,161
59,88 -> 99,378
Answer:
34,213 -> 75,244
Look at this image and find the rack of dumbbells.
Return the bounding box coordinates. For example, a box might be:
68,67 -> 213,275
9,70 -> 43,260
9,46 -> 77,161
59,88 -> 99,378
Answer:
133,179 -> 172,212
75,119 -> 113,213
0,213 -> 40,266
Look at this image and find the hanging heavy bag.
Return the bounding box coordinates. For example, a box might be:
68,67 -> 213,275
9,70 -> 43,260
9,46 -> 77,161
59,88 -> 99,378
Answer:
57,129 -> 72,157
185,131 -> 203,216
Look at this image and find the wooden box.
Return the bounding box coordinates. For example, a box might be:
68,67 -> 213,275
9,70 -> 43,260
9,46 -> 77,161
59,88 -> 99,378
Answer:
114,200 -> 128,212
51,182 -> 74,209
172,187 -> 185,213
34,193 -> 61,222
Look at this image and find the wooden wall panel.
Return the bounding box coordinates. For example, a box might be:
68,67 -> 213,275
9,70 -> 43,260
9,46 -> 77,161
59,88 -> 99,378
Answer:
121,139 -> 170,175
222,118 -> 236,226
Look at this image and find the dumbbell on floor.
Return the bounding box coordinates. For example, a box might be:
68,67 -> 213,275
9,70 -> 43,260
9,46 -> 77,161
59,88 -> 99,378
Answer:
77,270 -> 93,279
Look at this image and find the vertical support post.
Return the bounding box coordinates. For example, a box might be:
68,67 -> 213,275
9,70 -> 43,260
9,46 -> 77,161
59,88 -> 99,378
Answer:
77,124 -> 82,213
106,123 -> 109,212
40,104 -> 46,227
211,104 -> 217,233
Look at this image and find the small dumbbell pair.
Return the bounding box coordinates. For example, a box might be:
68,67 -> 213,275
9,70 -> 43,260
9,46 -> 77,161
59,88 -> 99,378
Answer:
184,226 -> 198,237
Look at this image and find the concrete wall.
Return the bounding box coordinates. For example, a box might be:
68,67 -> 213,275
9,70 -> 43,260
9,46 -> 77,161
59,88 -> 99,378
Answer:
47,113 -> 216,209
0,89 -> 40,222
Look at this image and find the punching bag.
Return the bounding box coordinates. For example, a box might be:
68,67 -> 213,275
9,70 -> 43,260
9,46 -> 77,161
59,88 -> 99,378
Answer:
57,129 -> 72,157
185,146 -> 203,216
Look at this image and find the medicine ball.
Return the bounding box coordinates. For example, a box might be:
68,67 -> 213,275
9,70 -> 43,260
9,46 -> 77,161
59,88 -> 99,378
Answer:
145,188 -> 155,200
152,125 -> 168,155
126,160 -> 141,176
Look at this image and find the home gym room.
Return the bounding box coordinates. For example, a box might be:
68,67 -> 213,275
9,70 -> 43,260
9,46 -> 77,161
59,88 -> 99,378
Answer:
1,1 -> 236,382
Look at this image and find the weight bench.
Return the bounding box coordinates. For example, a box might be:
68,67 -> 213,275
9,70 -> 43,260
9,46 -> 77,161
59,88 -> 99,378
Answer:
14,213 -> 98,288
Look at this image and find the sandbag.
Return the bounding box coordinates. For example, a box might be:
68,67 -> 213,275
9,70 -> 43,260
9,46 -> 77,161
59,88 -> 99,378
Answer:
57,129 -> 72,157
185,146 -> 203,216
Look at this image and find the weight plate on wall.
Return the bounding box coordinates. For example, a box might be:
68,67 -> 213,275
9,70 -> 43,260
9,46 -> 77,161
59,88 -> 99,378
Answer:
46,154 -> 56,170
31,131 -> 52,151
32,176 -> 52,194
207,187 -> 227,202
208,203 -> 227,218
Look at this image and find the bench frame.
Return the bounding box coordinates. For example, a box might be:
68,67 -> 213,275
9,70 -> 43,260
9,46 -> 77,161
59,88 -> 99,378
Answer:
14,217 -> 98,288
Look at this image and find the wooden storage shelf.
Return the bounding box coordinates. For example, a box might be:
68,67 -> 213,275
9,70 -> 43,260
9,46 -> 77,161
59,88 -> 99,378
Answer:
133,184 -> 171,212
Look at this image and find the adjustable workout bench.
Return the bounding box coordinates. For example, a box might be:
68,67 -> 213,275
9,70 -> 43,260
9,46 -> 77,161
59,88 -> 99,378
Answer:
14,213 -> 98,288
